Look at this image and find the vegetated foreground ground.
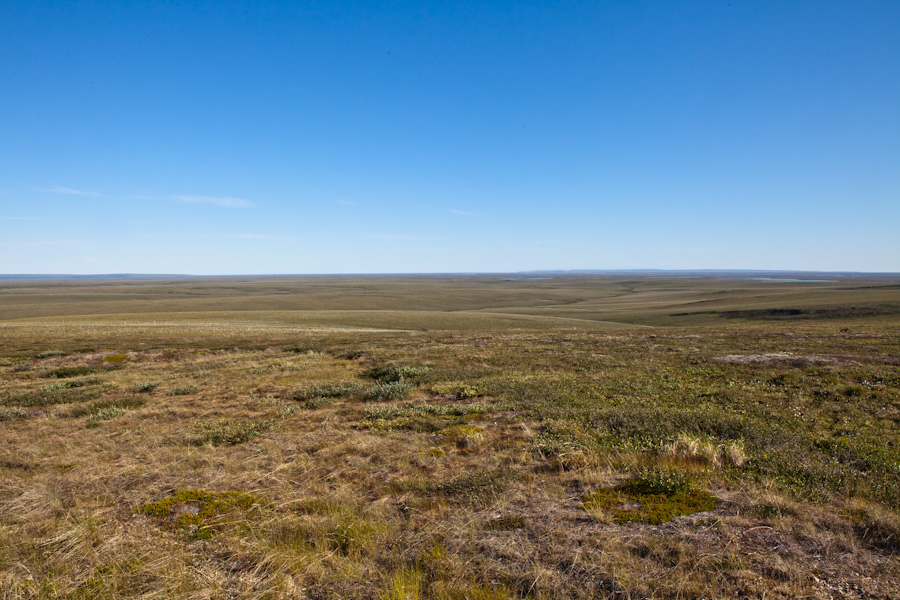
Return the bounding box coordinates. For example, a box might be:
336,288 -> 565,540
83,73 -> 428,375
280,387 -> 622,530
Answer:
1,275 -> 899,599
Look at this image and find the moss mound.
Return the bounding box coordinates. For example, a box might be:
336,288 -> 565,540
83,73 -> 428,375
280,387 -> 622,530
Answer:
135,489 -> 262,539
581,472 -> 718,525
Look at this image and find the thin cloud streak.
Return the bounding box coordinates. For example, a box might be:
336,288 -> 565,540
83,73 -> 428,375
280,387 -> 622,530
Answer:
173,195 -> 253,208
41,186 -> 101,197
229,234 -> 271,239
0,240 -> 80,248
448,209 -> 475,216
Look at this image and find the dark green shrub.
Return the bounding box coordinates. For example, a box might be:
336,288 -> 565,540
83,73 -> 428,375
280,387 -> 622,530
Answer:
194,419 -> 275,446
292,382 -> 364,402
132,381 -> 160,393
364,364 -> 430,383
3,381 -> 107,407
168,385 -> 198,396
41,365 -> 120,379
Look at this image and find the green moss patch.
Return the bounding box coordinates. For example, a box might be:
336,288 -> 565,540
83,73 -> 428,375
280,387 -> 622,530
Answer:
430,381 -> 481,399
135,490 -> 262,540
100,353 -> 129,362
581,472 -> 718,525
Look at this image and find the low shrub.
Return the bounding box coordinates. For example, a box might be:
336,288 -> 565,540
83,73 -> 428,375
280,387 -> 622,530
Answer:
0,407 -> 29,421
292,382 -> 364,401
89,406 -> 127,421
365,364 -> 430,383
168,384 -> 198,396
3,381 -> 108,407
42,365 -> 120,379
63,397 -> 146,418
194,419 -> 275,446
132,381 -> 160,393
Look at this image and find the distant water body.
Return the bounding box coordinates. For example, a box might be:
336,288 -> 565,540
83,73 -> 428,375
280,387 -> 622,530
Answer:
646,276 -> 837,282
743,278 -> 837,282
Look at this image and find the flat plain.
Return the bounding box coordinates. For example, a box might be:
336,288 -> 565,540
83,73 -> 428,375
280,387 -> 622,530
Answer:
1,274 -> 899,599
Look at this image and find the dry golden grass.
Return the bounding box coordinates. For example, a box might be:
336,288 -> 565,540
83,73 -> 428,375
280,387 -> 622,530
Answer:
1,275 -> 899,598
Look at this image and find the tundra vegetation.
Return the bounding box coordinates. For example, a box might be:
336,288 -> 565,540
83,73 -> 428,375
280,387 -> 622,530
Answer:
0,274 -> 899,599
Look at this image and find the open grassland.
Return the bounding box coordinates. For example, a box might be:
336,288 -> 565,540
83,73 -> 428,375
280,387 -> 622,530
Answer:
2,274 -> 900,326
1,275 -> 899,599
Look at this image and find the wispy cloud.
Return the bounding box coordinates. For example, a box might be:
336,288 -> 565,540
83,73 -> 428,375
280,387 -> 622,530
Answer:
448,209 -> 475,216
0,239 -> 79,248
41,185 -> 101,197
366,233 -> 445,242
173,195 -> 253,208
229,234 -> 271,239
336,199 -> 358,206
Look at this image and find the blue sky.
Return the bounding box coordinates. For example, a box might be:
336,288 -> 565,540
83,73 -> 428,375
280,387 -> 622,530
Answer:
2,1 -> 898,274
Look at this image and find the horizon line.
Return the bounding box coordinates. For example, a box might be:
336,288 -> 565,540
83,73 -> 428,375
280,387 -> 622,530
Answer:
1,268 -> 899,281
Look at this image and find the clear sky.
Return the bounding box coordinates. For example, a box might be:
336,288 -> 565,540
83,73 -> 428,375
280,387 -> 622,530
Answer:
2,1 -> 898,274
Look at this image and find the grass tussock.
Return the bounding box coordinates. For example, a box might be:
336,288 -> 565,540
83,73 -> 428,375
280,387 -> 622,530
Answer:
61,396 -> 147,418
193,418 -> 276,445
665,433 -> 748,469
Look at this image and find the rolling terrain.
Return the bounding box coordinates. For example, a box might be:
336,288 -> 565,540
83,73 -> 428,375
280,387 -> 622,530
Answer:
1,274 -> 899,599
